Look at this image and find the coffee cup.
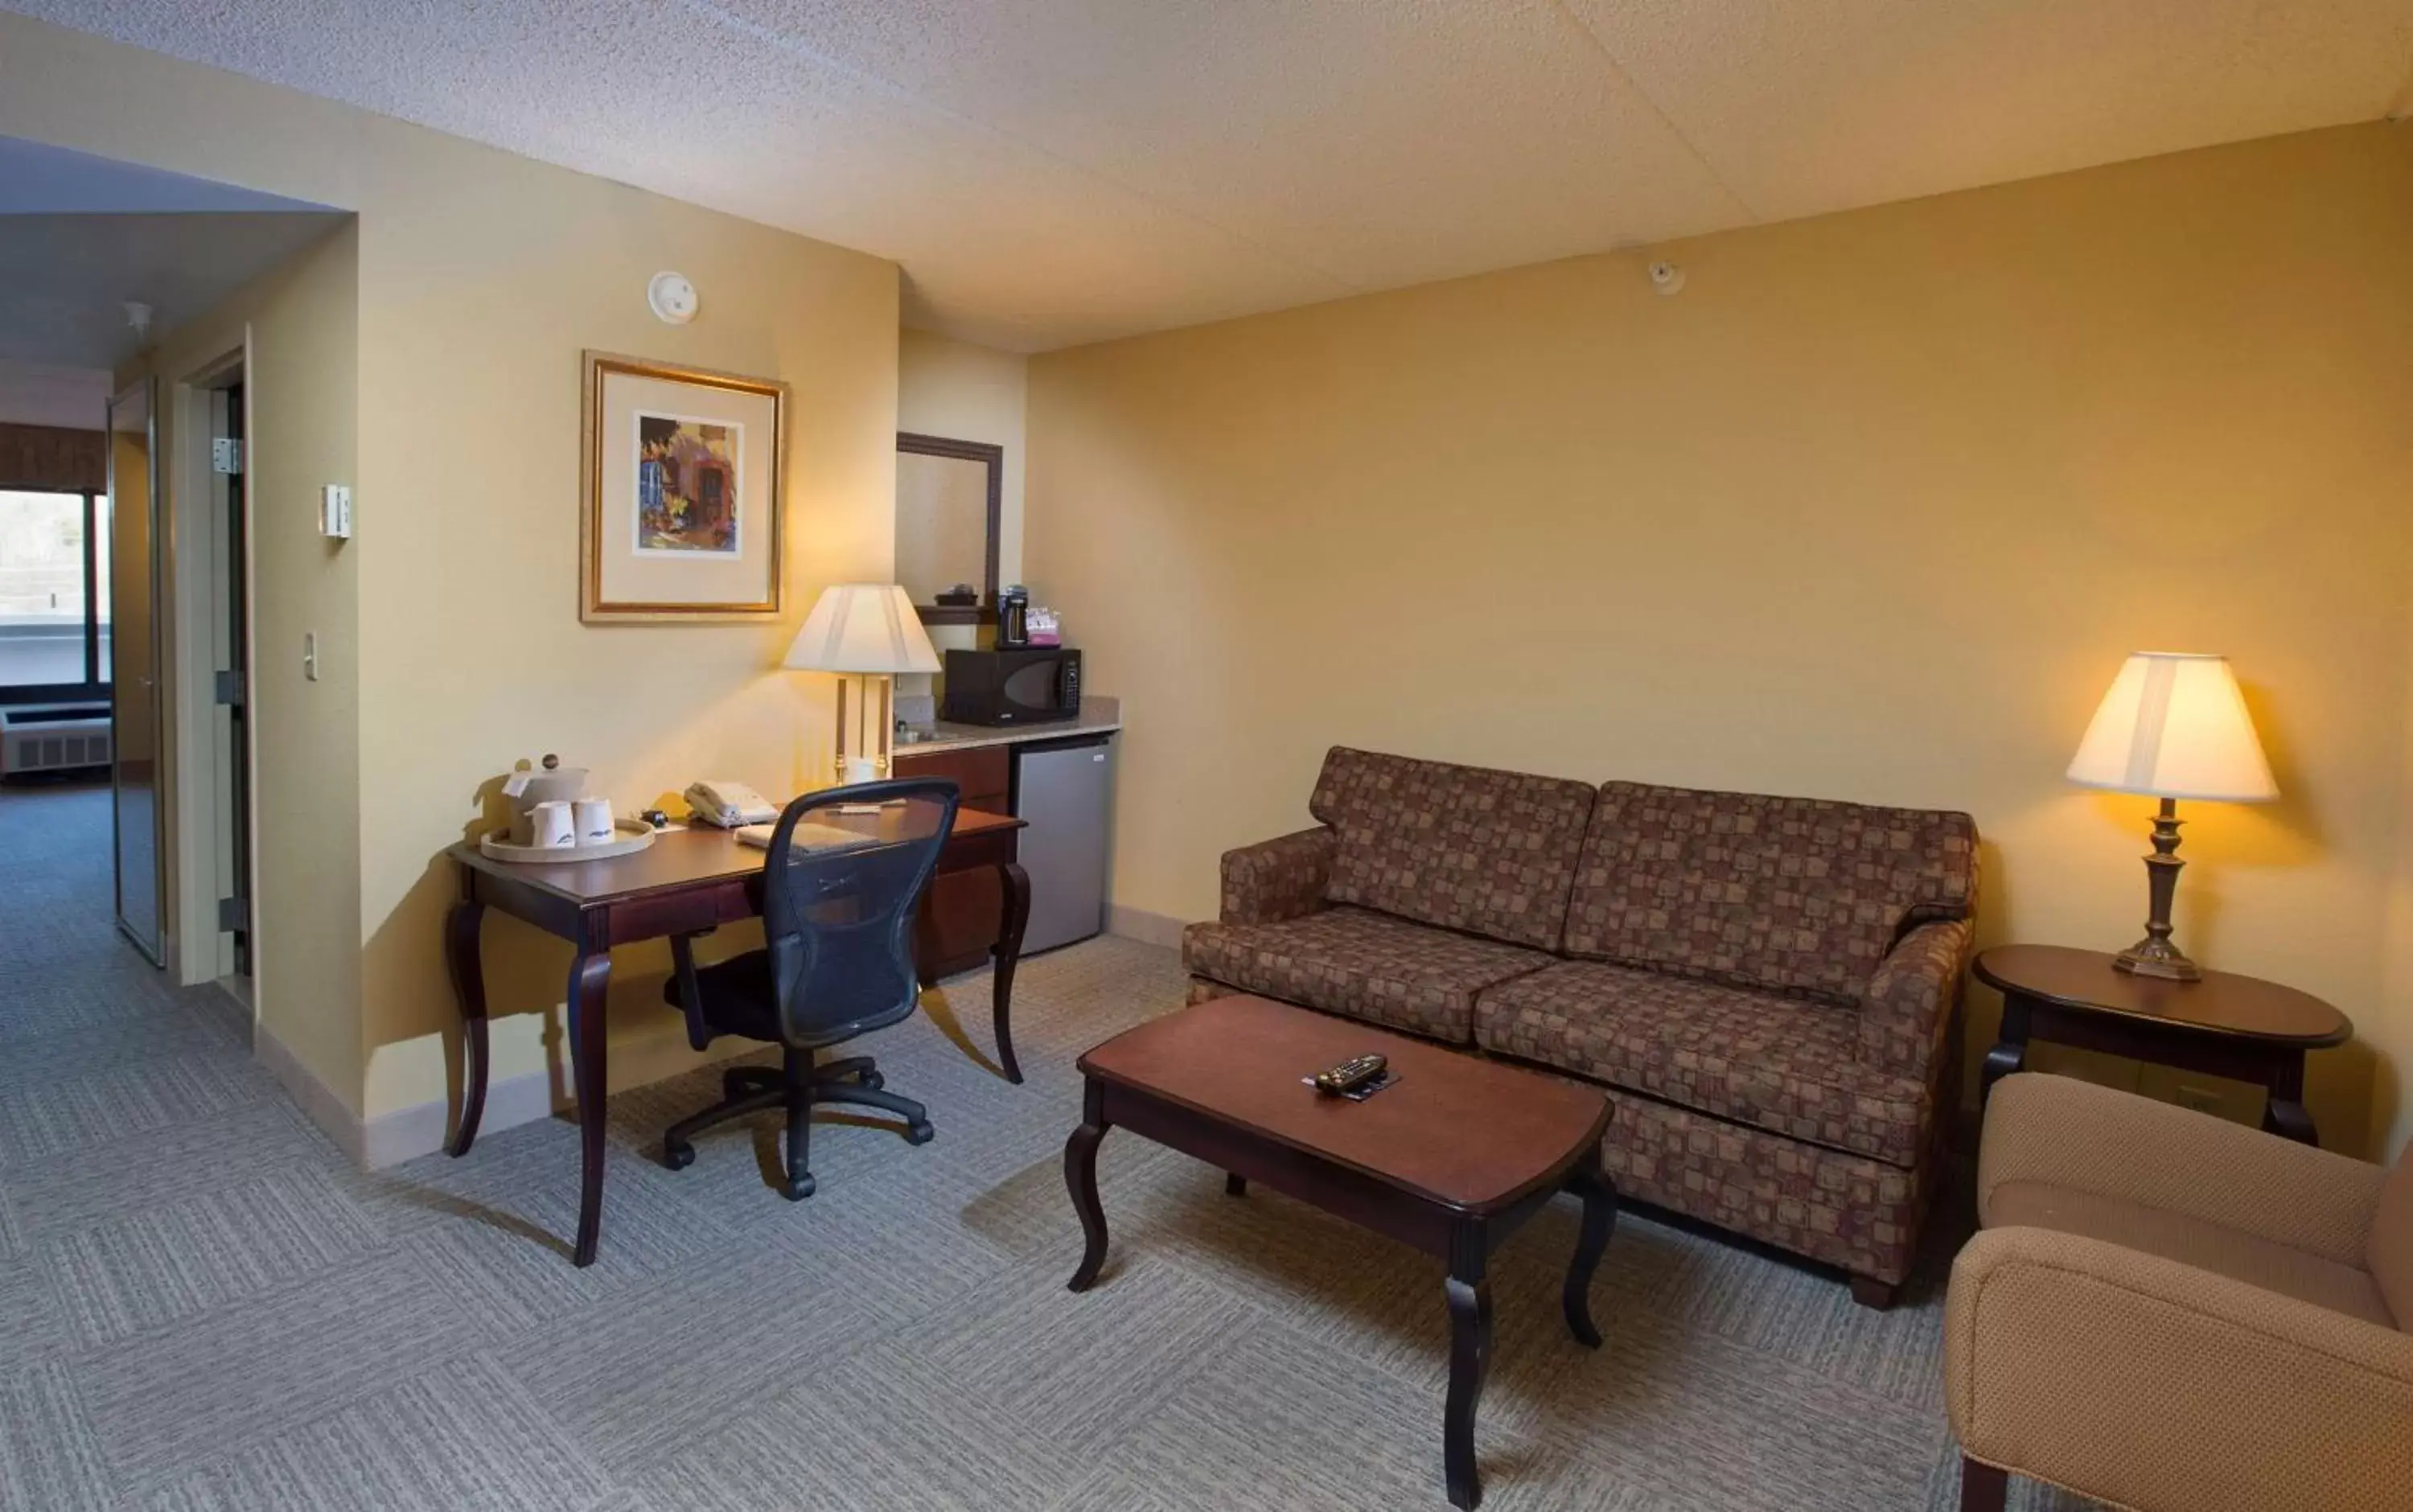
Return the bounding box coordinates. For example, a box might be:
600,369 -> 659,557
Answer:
528,799 -> 577,848
573,796 -> 615,844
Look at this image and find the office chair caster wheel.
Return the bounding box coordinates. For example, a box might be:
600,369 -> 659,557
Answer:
861,1070 -> 884,1091
781,1173 -> 816,1202
905,1120 -> 935,1146
663,1139 -> 696,1171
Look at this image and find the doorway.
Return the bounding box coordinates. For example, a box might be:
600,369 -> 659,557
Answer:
173,355 -> 254,990
216,380 -> 252,980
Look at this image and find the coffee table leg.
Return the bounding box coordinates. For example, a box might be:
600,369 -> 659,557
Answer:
1564,1160 -> 1618,1348
1225,1172 -> 1247,1197
1064,1079 -> 1112,1292
1444,1228 -> 1492,1510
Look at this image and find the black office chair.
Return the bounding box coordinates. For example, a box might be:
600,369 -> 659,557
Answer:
659,779 -> 960,1201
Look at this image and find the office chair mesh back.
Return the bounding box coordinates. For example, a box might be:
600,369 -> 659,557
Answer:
758,779 -> 960,1049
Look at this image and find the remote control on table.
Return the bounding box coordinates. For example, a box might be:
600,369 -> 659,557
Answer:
1312,1054 -> 1388,1095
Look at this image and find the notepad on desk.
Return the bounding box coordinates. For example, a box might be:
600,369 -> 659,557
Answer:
734,820 -> 882,853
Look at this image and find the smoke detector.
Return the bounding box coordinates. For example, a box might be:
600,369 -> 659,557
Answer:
1647,262 -> 1686,297
124,301 -> 154,340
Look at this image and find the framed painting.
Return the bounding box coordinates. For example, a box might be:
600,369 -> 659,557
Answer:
580,351 -> 787,622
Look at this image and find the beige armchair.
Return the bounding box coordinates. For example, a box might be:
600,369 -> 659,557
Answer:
1944,1071 -> 2411,1512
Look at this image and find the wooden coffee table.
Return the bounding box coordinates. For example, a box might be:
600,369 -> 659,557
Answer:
1063,994 -> 1618,1510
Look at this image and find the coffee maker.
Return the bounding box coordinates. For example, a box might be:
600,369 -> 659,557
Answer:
996,584 -> 1031,648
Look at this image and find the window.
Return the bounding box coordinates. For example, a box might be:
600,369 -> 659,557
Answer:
0,488 -> 109,696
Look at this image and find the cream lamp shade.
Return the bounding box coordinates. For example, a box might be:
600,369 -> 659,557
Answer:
2066,652 -> 2276,802
2067,651 -> 2275,981
783,583 -> 941,675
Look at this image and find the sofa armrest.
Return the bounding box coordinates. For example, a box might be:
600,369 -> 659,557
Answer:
1944,1225 -> 2413,1510
1979,1071 -> 2384,1265
1218,826 -> 1336,926
1856,917 -> 1972,1077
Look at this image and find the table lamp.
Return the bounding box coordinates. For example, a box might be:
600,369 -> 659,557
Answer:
784,583 -> 941,785
2066,651 -> 2277,980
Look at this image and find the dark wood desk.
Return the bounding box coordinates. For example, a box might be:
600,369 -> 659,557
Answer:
445,807 -> 1029,1266
1974,944 -> 2352,1147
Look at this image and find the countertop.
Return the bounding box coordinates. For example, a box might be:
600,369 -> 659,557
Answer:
894,695 -> 1121,756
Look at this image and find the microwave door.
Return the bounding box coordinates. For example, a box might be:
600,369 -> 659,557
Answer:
1001,659 -> 1063,713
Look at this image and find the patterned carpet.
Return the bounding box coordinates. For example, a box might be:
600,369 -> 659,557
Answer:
0,782 -> 2085,1510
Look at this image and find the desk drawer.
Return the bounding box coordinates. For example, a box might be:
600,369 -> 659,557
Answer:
894,745 -> 1009,812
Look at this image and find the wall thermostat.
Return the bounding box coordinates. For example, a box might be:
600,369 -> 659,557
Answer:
647,270 -> 698,324
320,484 -> 352,540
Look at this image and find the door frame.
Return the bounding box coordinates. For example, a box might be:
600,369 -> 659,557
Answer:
167,345 -> 254,988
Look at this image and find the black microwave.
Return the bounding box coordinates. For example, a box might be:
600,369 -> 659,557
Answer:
942,647 -> 1081,726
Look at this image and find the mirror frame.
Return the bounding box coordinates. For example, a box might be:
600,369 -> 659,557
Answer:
896,430 -> 1001,626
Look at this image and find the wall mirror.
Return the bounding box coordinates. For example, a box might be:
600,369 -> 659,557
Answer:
894,431 -> 1001,625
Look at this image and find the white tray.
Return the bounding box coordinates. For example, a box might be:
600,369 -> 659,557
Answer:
479,819 -> 657,865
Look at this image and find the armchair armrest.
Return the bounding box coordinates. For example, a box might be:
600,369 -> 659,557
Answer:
1218,826 -> 1336,926
1856,917 -> 1972,1077
1944,1225 -> 2413,1510
1979,1071 -> 2385,1264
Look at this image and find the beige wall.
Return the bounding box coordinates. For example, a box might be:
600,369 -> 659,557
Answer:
349,129 -> 900,1121
127,223 -> 364,1098
898,329 -> 1028,586
6,14 -> 903,1128
1028,124 -> 2413,1157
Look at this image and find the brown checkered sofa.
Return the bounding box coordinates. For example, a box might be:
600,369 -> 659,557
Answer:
1183,746 -> 1979,1305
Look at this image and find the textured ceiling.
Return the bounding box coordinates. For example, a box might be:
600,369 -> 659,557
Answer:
0,212 -> 348,368
6,1 -> 2409,351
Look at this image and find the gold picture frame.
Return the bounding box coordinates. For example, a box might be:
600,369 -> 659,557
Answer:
580,350 -> 787,622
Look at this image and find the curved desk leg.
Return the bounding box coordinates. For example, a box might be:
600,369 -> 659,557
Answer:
567,948 -> 612,1268
992,860 -> 1030,1085
443,898 -> 489,1158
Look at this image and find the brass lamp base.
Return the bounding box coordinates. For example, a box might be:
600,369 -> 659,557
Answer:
2111,796 -> 2201,982
2113,935 -> 2201,982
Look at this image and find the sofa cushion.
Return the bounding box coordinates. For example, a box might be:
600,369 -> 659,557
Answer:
1989,1179 -> 2396,1328
1474,961 -> 1933,1166
1308,746 -> 1597,951
1184,905 -> 1553,1044
1563,782 -> 1978,1005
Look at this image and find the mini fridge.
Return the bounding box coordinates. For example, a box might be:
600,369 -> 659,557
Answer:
1010,732 -> 1115,953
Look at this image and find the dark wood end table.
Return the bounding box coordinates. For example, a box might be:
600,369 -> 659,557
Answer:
1973,944 -> 2352,1147
1063,994 -> 1618,1510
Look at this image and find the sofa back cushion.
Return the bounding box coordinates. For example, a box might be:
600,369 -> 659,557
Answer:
1309,747 -> 1597,951
1563,782 -> 1978,1004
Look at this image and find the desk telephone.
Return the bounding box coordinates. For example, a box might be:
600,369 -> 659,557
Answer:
684,780 -> 778,828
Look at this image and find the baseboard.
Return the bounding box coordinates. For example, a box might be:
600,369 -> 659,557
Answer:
253,1017 -> 368,1168
354,1020 -> 759,1170
1107,904 -> 1188,949
360,1067 -> 556,1170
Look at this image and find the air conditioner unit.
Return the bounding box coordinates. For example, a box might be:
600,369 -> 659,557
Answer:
0,705 -> 113,779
